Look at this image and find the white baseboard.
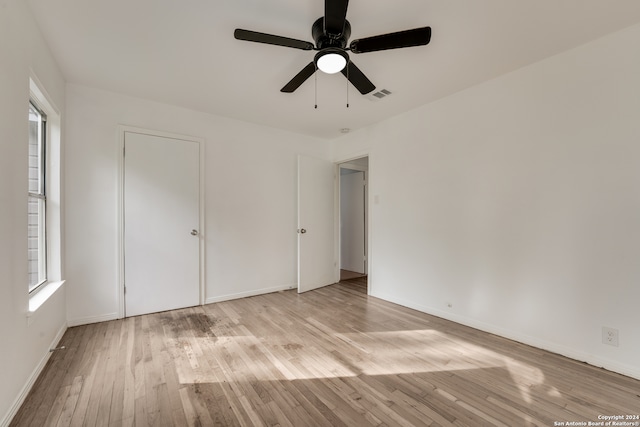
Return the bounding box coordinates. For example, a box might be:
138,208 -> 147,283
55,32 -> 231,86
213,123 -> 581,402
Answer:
1,323 -> 67,427
373,291 -> 640,381
205,284 -> 295,305
67,312 -> 119,327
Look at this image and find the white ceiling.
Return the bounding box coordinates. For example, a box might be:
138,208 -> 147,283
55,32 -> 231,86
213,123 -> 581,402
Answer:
27,0 -> 640,139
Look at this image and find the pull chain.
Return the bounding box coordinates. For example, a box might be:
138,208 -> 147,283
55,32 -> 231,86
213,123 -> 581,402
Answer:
314,65 -> 318,109
346,60 -> 350,108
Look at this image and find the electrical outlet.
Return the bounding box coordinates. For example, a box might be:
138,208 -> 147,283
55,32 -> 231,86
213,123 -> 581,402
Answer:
602,327 -> 619,347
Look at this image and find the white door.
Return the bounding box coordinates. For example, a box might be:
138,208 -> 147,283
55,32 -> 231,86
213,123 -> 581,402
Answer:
124,131 -> 200,316
340,170 -> 366,274
297,155 -> 336,293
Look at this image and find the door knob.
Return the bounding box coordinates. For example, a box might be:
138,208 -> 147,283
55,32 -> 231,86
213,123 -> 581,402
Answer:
191,229 -> 198,236
299,228 -> 307,234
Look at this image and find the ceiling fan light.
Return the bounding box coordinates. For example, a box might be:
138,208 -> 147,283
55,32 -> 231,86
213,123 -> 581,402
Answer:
317,52 -> 347,74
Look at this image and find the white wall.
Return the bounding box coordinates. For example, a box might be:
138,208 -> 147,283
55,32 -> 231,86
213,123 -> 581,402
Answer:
65,85 -> 331,325
333,23 -> 640,379
0,1 -> 67,424
340,170 -> 366,273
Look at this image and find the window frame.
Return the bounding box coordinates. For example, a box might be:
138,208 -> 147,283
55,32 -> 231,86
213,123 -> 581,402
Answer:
28,100 -> 48,294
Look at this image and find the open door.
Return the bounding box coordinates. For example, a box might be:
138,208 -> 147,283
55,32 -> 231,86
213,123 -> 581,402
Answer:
297,155 -> 336,293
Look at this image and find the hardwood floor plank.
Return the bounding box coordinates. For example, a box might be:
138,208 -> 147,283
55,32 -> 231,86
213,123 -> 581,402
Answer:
68,358 -> 99,427
118,317 -> 136,425
96,320 -> 121,426
42,384 -> 71,426
10,278 -> 640,426
55,376 -> 83,427
106,320 -> 128,424
67,321 -> 110,427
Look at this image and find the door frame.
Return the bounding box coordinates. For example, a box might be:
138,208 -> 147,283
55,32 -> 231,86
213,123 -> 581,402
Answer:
335,153 -> 371,293
117,126 -> 206,318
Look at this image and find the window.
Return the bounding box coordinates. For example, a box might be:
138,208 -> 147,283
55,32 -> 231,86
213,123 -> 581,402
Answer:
27,76 -> 64,313
28,101 -> 47,293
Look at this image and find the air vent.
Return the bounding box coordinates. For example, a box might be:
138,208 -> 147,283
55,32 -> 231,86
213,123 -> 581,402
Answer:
367,89 -> 392,102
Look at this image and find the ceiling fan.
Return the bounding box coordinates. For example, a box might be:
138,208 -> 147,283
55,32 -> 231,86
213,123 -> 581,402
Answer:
234,0 -> 431,95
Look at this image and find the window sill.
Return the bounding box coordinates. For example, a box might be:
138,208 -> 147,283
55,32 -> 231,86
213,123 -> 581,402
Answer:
28,280 -> 65,315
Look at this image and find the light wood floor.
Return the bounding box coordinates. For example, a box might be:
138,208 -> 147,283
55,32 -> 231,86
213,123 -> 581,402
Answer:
11,279 -> 640,426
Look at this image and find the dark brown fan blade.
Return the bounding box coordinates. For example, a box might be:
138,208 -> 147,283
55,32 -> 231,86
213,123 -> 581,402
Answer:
281,62 -> 317,93
234,29 -> 314,51
341,61 -> 375,95
350,27 -> 431,54
325,0 -> 349,36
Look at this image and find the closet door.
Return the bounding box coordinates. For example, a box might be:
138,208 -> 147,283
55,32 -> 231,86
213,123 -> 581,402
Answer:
124,131 -> 200,316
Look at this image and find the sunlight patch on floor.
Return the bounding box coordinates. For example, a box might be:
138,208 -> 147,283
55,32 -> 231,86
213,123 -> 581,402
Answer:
505,357 -> 547,404
171,328 -> 522,384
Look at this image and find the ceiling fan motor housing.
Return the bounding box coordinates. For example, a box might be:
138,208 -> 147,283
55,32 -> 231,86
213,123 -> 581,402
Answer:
312,17 -> 351,49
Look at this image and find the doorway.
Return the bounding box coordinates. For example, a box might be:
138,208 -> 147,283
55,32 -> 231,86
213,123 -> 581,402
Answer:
339,157 -> 368,288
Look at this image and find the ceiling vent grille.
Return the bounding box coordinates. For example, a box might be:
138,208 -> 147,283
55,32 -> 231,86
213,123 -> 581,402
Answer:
367,89 -> 392,102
